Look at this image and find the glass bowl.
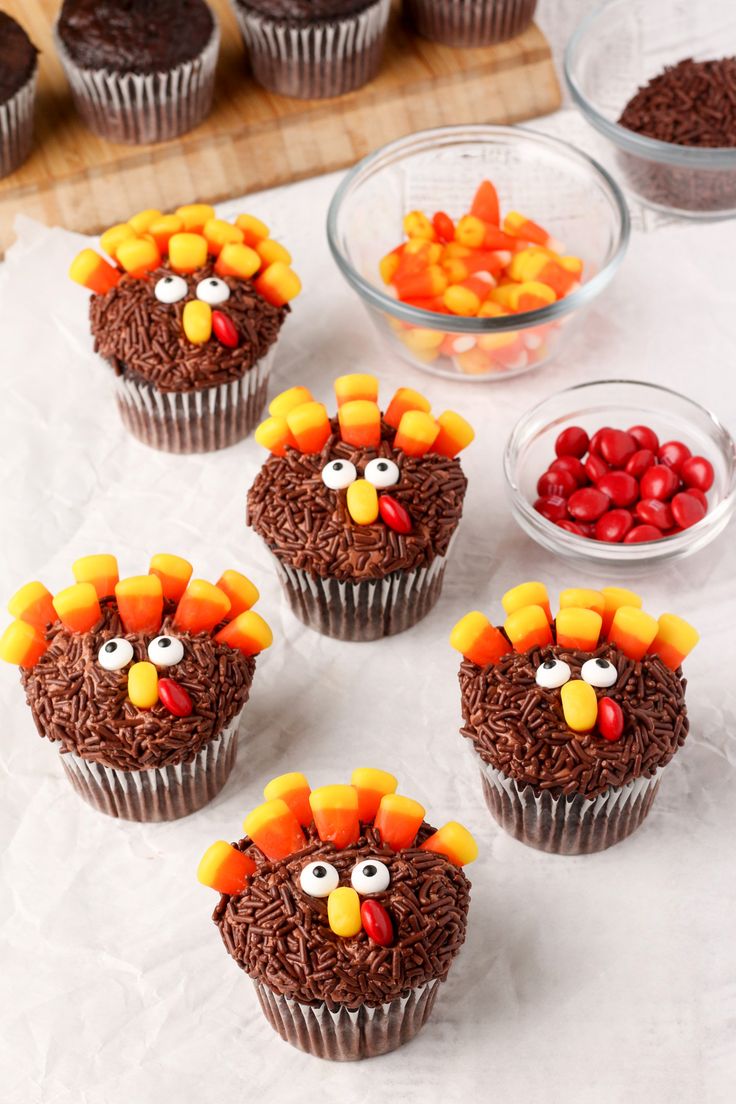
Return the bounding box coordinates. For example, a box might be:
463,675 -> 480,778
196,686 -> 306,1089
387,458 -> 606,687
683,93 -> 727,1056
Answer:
326,125 -> 629,382
565,0 -> 736,219
504,380 -> 736,569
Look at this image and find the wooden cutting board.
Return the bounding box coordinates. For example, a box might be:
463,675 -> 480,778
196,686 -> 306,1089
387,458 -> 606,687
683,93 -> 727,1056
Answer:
0,0 -> 560,252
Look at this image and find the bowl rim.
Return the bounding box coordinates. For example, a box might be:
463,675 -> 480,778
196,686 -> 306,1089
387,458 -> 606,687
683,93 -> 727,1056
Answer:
564,0 -> 736,168
503,378 -> 736,564
326,123 -> 631,335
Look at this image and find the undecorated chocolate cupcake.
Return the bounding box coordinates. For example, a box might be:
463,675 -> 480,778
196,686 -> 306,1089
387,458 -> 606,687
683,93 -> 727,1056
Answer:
69,203 -> 301,452
231,0 -> 391,99
0,12 -> 38,178
404,0 -> 537,47
247,374 -> 474,640
198,767 -> 476,1059
450,582 -> 699,854
55,0 -> 220,144
0,553 -> 273,821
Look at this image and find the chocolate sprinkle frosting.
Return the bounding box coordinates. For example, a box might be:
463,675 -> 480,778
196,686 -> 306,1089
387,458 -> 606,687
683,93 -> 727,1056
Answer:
215,823 -> 471,1009
89,262 -> 287,393
459,642 -> 689,800
21,600 -> 255,772
247,420 -> 468,581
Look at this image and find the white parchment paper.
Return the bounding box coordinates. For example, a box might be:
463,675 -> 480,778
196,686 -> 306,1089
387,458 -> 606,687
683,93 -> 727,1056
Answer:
1,164 -> 735,1104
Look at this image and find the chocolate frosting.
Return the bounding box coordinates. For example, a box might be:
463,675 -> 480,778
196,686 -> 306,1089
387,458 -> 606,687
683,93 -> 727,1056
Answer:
247,421 -> 467,582
459,641 -> 689,800
215,822 -> 471,1009
0,12 -> 38,104
57,0 -> 215,74
89,262 -> 287,393
21,600 -> 255,772
237,0 -> 378,22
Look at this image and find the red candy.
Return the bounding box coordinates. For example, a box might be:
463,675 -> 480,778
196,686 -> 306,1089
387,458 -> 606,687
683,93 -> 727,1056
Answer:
550,456 -> 588,485
671,491 -> 706,529
680,455 -> 714,492
537,469 -> 577,499
568,487 -> 610,521
158,677 -> 193,717
599,429 -> 637,469
597,697 -> 624,742
534,495 -> 569,521
628,425 -> 659,453
624,525 -> 663,543
595,509 -> 634,543
658,440 -> 691,472
625,448 -> 655,480
685,487 -> 707,509
584,454 -> 609,482
555,426 -> 589,459
639,464 -> 679,501
635,498 -> 673,530
596,471 -> 638,507
556,519 -> 592,536
212,310 -> 239,348
378,495 -> 413,534
361,899 -> 394,947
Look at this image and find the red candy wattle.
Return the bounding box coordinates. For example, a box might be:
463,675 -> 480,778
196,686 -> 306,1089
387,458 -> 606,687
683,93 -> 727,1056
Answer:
158,678 -> 193,717
378,495 -> 412,534
533,421 -> 712,545
361,899 -> 394,947
212,310 -> 239,348
598,697 -> 624,742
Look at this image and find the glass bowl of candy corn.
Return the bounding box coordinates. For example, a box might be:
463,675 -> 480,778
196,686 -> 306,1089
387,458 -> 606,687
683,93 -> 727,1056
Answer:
504,380 -> 736,567
327,125 -> 629,381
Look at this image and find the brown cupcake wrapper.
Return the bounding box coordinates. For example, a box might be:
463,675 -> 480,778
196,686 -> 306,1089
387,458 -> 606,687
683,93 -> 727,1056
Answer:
404,0 -> 537,47
475,754 -> 662,854
273,550 -> 448,641
58,710 -> 241,822
112,348 -> 274,453
0,65 -> 37,179
53,21 -> 220,144
232,0 -> 390,99
254,978 -> 441,1060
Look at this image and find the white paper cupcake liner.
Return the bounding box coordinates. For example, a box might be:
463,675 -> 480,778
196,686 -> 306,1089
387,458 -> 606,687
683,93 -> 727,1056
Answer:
0,65 -> 37,179
53,20 -> 220,144
254,978 -> 441,1060
112,348 -> 274,453
475,753 -> 662,854
232,0 -> 390,99
59,710 -> 241,822
404,0 -> 537,47
273,548 -> 448,640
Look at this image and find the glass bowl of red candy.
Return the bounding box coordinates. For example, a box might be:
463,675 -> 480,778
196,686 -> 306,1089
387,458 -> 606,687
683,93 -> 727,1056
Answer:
327,125 -> 629,381
504,380 -> 736,567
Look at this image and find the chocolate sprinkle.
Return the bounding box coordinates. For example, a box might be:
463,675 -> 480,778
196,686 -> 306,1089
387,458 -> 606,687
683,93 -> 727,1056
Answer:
215,823 -> 471,1009
89,262 -> 287,393
459,642 -> 689,800
247,419 -> 468,581
619,57 -> 736,148
21,599 -> 255,772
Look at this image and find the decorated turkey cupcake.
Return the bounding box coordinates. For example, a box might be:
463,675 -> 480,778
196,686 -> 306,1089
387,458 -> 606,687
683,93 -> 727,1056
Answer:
247,374 -> 474,640
451,583 -> 699,854
0,554 -> 272,821
198,767 -> 477,1059
69,204 -> 301,452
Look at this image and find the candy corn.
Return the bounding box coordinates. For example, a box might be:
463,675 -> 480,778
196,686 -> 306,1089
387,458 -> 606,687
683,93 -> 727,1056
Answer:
450,611 -> 509,666
256,239 -> 291,267
375,794 -> 425,851
555,607 -> 603,652
264,773 -> 312,827
560,679 -> 598,732
431,411 -> 475,457
558,588 -> 605,619
128,209 -> 162,235
214,243 -> 261,280
600,587 -> 642,636
149,554 -> 193,603
351,768 -> 398,823
420,822 -> 478,866
116,237 -> 160,277
53,583 -> 101,634
608,606 -> 659,661
168,232 -> 208,274
244,798 -> 306,861
114,575 -> 164,634
235,213 -> 269,246
254,415 -> 295,457
648,614 -> 699,671
502,582 -> 552,623
338,400 -> 381,448
254,262 -> 301,307
72,555 -> 119,600
334,373 -> 379,407
69,249 -> 121,294
286,402 -> 331,454
214,610 -> 272,655
197,841 -> 256,894
394,411 -> 439,457
504,605 -> 553,653
175,204 -> 216,233
147,215 -> 184,253
0,620 -> 48,667
471,179 -> 500,226
384,387 -> 431,429
269,386 -> 313,419
174,580 -> 230,635
100,223 -> 136,260
216,570 -> 259,619
309,785 -> 360,849
203,218 -> 244,255
8,581 -> 55,629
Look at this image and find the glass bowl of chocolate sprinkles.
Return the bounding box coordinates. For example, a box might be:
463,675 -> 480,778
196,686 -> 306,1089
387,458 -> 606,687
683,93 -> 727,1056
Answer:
565,0 -> 736,218
327,125 -> 629,382
504,379 -> 736,569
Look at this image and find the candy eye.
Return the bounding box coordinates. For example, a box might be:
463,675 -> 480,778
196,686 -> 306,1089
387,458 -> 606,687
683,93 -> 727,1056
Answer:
581,658 -> 618,688
147,635 -> 185,667
535,658 -> 572,689
98,637 -> 134,671
350,859 -> 390,894
196,277 -> 230,305
321,459 -> 357,490
364,458 -> 400,489
299,861 -> 340,898
155,275 -> 188,304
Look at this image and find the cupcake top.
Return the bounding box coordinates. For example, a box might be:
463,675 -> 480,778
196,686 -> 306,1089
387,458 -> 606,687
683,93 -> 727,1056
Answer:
0,554 -> 272,771
57,0 -> 215,74
247,375 -> 473,581
451,582 -> 699,800
199,768 -> 476,1008
237,1 -> 378,22
0,12 -> 38,105
69,205 -> 301,392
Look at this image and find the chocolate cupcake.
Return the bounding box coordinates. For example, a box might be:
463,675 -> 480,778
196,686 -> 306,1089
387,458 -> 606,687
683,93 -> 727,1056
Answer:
248,375 -> 474,640
0,12 -> 38,178
451,583 -> 699,854
404,0 -> 537,47
55,0 -> 219,144
198,768 -> 477,1059
231,0 -> 391,99
0,553 -> 273,821
69,204 -> 301,453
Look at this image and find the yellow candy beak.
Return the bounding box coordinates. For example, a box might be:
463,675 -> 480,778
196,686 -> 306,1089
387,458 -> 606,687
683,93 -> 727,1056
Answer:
346,479 -> 379,525
127,661 -> 159,709
182,299 -> 212,345
327,886 -> 362,938
560,679 -> 598,733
